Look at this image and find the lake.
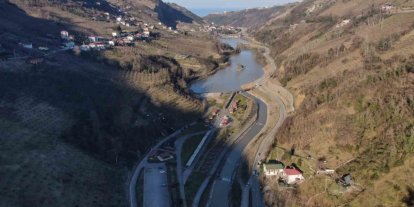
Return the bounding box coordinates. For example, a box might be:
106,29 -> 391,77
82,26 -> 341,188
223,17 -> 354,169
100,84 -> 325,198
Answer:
190,38 -> 264,93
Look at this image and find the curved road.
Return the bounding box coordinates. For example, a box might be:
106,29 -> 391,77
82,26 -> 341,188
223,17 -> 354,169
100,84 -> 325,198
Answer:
128,124 -> 194,207
129,31 -> 294,207
208,96 -> 267,207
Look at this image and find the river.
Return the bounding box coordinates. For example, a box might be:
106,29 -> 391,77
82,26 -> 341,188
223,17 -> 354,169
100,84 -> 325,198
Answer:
190,38 -> 264,93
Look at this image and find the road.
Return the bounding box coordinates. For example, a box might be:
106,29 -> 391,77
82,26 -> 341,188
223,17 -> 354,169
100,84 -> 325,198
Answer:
143,163 -> 171,207
249,95 -> 288,207
239,29 -> 295,207
208,96 -> 267,207
128,123 -> 194,207
175,132 -> 207,207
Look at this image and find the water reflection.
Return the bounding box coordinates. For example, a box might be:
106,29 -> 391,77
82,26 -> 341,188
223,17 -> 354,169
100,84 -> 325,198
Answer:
190,38 -> 264,93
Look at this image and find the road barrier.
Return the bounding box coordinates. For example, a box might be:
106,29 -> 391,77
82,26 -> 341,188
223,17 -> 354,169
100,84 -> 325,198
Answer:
185,130 -> 212,167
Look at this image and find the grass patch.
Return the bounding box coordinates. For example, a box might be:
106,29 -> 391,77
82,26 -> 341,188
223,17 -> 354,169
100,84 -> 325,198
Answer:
179,122 -> 209,136
181,134 -> 205,166
185,172 -> 206,205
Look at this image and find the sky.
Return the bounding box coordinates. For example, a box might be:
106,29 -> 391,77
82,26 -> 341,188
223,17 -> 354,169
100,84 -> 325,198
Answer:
164,0 -> 299,16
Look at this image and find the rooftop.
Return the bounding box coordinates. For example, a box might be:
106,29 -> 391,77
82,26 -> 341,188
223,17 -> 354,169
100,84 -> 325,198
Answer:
284,168 -> 302,176
264,163 -> 284,170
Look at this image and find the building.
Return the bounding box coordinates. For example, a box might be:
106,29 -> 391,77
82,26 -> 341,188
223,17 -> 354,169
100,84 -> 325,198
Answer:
220,115 -> 230,127
382,3 -> 395,12
336,19 -> 351,28
339,174 -> 353,186
282,168 -> 305,184
263,161 -> 284,176
80,45 -> 91,51
211,108 -> 219,116
61,30 -> 69,39
21,43 -> 33,49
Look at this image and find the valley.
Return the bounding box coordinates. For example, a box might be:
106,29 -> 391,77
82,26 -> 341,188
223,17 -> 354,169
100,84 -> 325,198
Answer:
1,0 -> 413,207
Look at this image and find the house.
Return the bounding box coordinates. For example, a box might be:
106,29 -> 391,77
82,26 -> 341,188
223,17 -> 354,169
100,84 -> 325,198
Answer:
282,168 -> 305,184
211,108 -> 219,116
80,45 -> 91,51
157,153 -> 173,162
62,41 -> 75,49
263,161 -> 285,176
127,35 -> 134,41
336,19 -> 351,28
220,115 -> 230,127
21,43 -> 33,49
381,3 -> 395,12
61,30 -> 69,39
143,30 -> 150,37
339,174 -> 353,186
38,46 -> 49,51
88,36 -> 98,42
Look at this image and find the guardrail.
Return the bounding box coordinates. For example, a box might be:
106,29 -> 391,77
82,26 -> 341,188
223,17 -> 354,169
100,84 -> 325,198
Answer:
185,130 -> 213,167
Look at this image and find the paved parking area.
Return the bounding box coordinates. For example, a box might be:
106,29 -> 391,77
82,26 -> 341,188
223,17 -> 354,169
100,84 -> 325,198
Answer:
143,163 -> 171,207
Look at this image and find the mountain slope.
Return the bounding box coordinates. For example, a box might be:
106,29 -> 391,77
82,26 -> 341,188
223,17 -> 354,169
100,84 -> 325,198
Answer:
248,0 -> 414,206
0,0 -> 222,206
204,5 -> 289,29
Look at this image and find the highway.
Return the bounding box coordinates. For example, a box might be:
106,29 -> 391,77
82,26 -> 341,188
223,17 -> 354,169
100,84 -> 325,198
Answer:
208,96 -> 267,207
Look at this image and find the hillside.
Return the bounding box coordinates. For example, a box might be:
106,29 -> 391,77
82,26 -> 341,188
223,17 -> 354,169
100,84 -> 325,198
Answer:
0,0 -> 223,206
204,5 -> 289,29
247,0 -> 414,206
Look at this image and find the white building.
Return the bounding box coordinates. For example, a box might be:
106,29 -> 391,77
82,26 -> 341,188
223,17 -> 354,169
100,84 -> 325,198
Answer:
21,43 -> 33,49
263,162 -> 284,176
61,30 -> 69,39
282,168 -> 305,185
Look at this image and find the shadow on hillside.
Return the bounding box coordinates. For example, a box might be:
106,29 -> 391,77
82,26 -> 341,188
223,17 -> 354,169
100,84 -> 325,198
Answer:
0,0 -> 202,166
403,187 -> 414,207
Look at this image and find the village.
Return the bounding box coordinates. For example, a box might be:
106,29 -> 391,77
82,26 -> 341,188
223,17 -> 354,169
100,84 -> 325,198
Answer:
260,154 -> 359,195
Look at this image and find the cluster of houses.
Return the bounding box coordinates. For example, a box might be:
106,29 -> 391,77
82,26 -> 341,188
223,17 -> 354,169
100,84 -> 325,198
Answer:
229,100 -> 239,114
263,160 -> 305,185
381,3 -> 396,13
200,25 -> 241,35
263,159 -> 355,188
58,26 -> 156,52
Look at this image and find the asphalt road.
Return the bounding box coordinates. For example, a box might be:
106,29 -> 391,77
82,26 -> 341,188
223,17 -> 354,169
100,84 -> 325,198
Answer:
129,124 -> 193,207
208,96 -> 267,207
143,163 -> 170,207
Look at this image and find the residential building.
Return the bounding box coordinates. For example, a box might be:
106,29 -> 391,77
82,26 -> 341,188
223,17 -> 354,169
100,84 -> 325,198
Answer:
282,168 -> 305,184
61,30 -> 69,39
339,174 -> 353,186
263,161 -> 284,176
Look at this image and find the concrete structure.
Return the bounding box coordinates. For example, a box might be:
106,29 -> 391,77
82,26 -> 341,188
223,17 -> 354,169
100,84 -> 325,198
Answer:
143,163 -> 171,207
282,168 -> 305,185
